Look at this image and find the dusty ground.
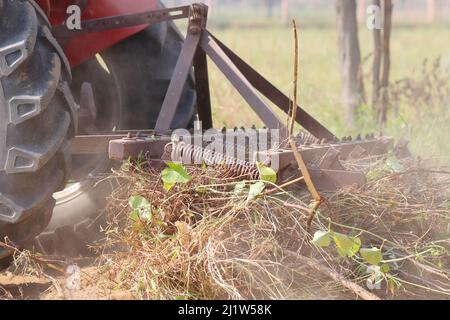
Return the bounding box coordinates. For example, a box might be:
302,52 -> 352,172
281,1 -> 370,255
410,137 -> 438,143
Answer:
0,259 -> 133,300
1,156 -> 449,301
0,260 -> 356,300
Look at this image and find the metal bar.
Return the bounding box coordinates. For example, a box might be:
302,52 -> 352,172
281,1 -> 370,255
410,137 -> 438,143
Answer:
192,6 -> 213,129
200,32 -> 289,139
109,129 -> 273,161
109,136 -> 173,161
258,137 -> 393,171
154,27 -> 202,133
194,48 -> 213,129
309,168 -> 367,191
52,5 -> 190,40
207,31 -> 336,141
71,135 -> 126,154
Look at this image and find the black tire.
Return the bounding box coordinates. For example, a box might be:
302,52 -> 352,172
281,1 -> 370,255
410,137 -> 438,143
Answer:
34,4 -> 197,256
0,0 -> 75,258
101,18 -> 197,129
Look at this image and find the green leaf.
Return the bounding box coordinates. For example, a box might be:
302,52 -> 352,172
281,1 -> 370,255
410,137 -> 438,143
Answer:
161,162 -> 193,192
333,233 -> 361,258
129,195 -> 150,210
171,246 -> 181,261
195,186 -> 207,193
381,263 -> 390,273
128,196 -> 152,222
247,181 -> 265,201
130,209 -> 140,222
167,162 -> 192,178
163,181 -> 175,192
234,182 -> 246,195
360,247 -> 383,266
386,156 -> 404,172
388,276 -> 397,294
311,230 -> 332,247
257,162 -> 277,184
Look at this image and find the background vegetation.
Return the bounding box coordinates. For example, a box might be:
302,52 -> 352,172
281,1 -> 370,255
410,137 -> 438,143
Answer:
175,1 -> 450,157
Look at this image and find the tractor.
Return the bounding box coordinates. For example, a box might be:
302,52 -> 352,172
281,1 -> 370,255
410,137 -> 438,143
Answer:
0,0 -> 198,258
0,0 -> 393,259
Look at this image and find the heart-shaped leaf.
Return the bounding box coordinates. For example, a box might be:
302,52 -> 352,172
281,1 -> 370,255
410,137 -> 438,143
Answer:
311,230 -> 332,247
257,162 -> 277,184
380,263 -> 390,273
333,232 -> 361,258
161,162 -> 192,192
130,209 -> 140,222
387,156 -> 404,173
247,181 -> 265,201
128,196 -> 152,222
360,247 -> 383,266
129,195 -> 150,210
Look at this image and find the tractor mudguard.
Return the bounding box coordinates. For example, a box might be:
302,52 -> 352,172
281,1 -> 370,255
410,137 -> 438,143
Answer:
35,0 -> 159,67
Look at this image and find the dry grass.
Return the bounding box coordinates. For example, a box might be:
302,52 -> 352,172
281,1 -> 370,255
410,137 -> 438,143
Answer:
1,155 -> 448,300
97,164 -> 315,299
318,158 -> 450,299
92,155 -> 450,300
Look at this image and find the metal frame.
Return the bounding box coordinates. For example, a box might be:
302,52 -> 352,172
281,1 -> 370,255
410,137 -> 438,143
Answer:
70,3 -> 334,150
63,3 -> 393,191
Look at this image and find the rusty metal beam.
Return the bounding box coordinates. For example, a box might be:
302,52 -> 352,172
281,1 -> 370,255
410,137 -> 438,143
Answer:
258,137 -> 393,172
309,168 -> 367,191
193,7 -> 213,129
109,136 -> 172,161
154,5 -> 206,133
71,135 -> 126,155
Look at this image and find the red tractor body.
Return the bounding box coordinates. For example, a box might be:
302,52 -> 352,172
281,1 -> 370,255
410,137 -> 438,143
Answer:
35,0 -> 158,67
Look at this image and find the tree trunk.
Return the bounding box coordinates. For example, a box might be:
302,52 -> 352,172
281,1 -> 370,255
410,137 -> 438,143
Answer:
379,0 -> 392,126
336,0 -> 365,126
372,0 -> 382,110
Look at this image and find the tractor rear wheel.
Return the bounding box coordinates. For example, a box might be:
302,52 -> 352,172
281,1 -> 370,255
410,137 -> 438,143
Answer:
34,8 -> 197,255
0,0 -> 75,258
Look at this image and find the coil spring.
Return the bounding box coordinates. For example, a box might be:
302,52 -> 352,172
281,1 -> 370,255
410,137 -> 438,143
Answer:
169,143 -> 260,180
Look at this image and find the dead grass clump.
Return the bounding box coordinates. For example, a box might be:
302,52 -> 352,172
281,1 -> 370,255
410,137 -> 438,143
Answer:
97,157 -> 450,300
317,158 -> 450,298
98,163 -> 321,299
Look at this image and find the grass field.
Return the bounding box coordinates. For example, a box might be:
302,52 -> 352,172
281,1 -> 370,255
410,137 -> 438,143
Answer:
183,14 -> 450,157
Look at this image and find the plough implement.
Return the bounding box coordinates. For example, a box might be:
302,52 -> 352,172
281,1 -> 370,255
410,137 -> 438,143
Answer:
0,1 -> 397,260
66,3 -> 391,190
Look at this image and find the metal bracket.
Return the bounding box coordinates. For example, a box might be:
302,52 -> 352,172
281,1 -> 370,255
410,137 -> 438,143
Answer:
308,147 -> 366,190
154,4 -> 288,139
62,3 -> 341,154
61,2 -> 395,192
154,4 -> 207,133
